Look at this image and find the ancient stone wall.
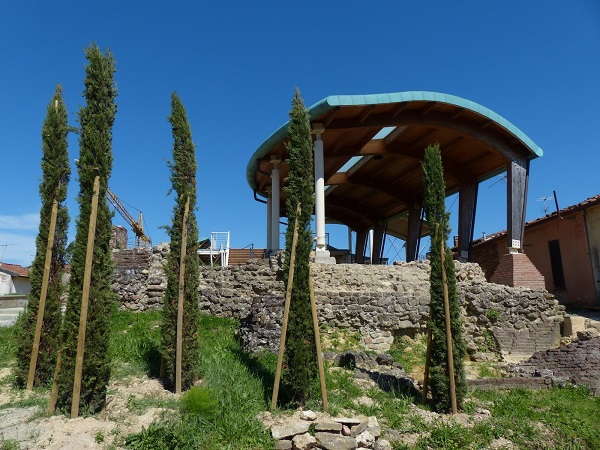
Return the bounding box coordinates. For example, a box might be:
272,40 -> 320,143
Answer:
110,246 -> 565,360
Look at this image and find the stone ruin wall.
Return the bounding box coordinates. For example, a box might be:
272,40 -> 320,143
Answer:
111,246 -> 565,360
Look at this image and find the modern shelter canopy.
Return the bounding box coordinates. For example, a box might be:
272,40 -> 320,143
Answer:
247,91 -> 542,260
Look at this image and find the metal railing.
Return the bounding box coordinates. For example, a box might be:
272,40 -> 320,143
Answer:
279,232 -> 329,249
198,231 -> 230,267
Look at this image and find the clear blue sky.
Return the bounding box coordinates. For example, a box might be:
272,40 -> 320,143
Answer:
1,1 -> 599,266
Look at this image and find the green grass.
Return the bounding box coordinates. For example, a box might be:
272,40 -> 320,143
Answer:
0,326 -> 17,367
125,314 -> 274,450
388,333 -> 427,375
3,311 -> 600,449
108,309 -> 162,378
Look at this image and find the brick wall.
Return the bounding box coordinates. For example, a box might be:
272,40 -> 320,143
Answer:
491,253 -> 546,289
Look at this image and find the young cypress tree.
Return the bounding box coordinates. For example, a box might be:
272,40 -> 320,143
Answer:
282,88 -> 317,405
14,85 -> 70,388
422,143 -> 467,413
160,92 -> 200,392
56,43 -> 117,414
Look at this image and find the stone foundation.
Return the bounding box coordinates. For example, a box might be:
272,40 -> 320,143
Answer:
110,246 -> 565,360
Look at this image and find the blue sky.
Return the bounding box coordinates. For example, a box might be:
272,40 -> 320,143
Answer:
1,1 -> 599,266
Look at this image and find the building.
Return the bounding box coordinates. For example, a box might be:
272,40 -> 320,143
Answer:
471,194 -> 600,307
0,262 -> 31,295
246,90 -> 543,285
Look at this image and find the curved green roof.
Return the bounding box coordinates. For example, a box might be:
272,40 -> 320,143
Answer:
246,91 -> 543,191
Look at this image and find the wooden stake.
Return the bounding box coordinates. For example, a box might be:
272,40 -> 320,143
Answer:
71,176 -> 100,418
176,196 -> 190,394
27,199 -> 58,390
308,270 -> 328,411
271,202 -> 301,411
440,225 -> 458,414
422,327 -> 432,404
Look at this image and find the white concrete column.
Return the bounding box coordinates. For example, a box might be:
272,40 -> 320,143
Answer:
369,229 -> 374,264
266,188 -> 272,254
271,160 -> 281,252
314,128 -> 326,252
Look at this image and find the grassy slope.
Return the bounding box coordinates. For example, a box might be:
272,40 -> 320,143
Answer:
2,313 -> 600,450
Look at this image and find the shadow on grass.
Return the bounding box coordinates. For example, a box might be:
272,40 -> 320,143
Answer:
233,346 -> 279,406
139,339 -> 162,379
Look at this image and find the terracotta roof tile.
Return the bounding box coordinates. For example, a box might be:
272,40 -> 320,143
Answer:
472,193 -> 600,247
0,262 -> 30,278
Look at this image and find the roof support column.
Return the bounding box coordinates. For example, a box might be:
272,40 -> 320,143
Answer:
270,160 -> 281,252
507,157 -> 529,253
313,123 -> 335,264
406,205 -> 422,262
491,156 -> 545,289
266,188 -> 273,254
458,181 -> 478,262
371,222 -> 386,264
355,230 -> 367,264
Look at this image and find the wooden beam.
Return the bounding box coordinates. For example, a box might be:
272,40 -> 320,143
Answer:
176,196 -> 190,394
458,181 -> 479,261
354,230 -> 368,263
406,206 -> 422,262
27,199 -> 58,390
271,203 -> 301,410
507,157 -> 529,251
326,172 -> 415,208
71,175 -> 100,419
421,102 -> 438,117
324,110 -> 525,161
358,105 -> 376,124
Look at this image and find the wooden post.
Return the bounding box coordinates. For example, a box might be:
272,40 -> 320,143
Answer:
71,175 -> 100,418
440,225 -> 458,414
271,203 -> 301,410
308,271 -> 328,411
176,196 -> 190,395
422,328 -> 432,404
27,199 -> 58,390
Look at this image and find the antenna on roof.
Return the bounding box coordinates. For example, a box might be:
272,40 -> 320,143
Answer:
0,243 -> 15,261
537,195 -> 552,215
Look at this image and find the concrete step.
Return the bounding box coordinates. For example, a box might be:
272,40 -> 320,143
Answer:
0,307 -> 25,327
0,297 -> 28,309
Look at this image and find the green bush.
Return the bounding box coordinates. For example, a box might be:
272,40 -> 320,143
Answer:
180,385 -> 219,420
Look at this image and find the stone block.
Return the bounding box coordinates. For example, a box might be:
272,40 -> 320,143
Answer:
563,316 -> 587,337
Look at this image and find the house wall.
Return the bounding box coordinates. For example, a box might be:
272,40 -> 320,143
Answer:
0,272 -> 14,295
522,211 -> 595,306
12,277 -> 31,294
584,205 -> 600,304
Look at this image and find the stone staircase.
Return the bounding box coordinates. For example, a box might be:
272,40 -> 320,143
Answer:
0,296 -> 27,327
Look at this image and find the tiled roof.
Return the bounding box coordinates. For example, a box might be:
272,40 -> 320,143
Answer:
472,193 -> 600,247
0,262 -> 30,278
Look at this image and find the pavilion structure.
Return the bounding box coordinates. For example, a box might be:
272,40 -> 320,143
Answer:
246,91 -> 544,286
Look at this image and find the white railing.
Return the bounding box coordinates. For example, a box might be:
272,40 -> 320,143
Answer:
198,232 -> 230,267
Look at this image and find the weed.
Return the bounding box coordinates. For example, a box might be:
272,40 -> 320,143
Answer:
94,431 -> 105,443
0,439 -> 20,450
388,333 -> 427,376
486,309 -> 500,321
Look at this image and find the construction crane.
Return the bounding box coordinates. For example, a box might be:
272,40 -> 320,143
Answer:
106,189 -> 151,248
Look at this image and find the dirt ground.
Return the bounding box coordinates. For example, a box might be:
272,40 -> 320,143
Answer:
0,368 -> 177,449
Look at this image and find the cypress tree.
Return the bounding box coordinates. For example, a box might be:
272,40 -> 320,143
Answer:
56,44 -> 117,414
160,92 -> 200,392
422,143 -> 467,413
282,88 -> 317,405
14,85 -> 70,388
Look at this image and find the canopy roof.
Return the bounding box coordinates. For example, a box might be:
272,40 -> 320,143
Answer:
247,91 -> 542,240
